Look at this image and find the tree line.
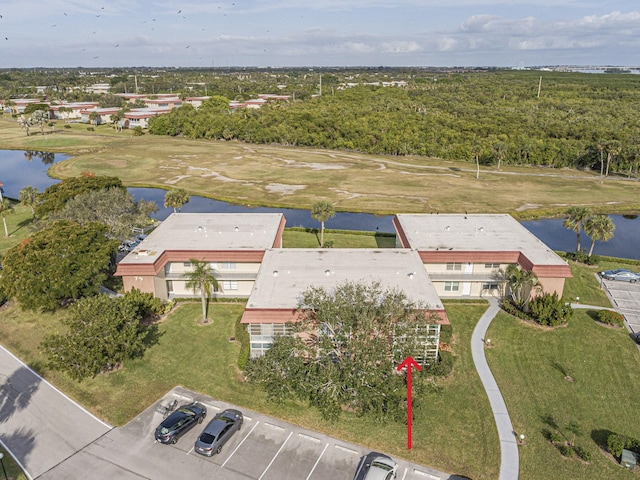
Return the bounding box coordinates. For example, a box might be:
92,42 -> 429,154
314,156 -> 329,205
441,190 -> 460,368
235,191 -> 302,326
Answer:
148,71 -> 640,175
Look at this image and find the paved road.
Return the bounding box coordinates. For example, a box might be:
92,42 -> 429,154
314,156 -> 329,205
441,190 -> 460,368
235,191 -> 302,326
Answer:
0,345 -> 112,479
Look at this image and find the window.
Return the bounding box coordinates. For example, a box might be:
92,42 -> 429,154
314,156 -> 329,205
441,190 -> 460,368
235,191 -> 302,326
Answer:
249,323 -> 293,358
482,282 -> 499,290
444,281 -> 460,292
484,263 -> 500,269
220,262 -> 237,270
183,262 -> 191,268
167,280 -> 174,293
446,262 -> 462,271
222,281 -> 238,291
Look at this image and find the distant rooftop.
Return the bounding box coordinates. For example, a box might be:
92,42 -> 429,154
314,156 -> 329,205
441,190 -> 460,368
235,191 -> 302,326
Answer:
395,213 -> 567,266
119,213 -> 284,266
247,248 -> 443,310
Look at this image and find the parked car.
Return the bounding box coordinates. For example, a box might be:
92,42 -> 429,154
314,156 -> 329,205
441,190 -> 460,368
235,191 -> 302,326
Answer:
353,452 -> 398,480
599,269 -> 640,283
118,239 -> 139,253
194,409 -> 243,456
154,402 -> 207,444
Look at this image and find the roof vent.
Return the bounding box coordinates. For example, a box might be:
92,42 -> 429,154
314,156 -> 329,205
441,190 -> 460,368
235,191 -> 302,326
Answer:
479,227 -> 484,232
408,272 -> 415,279
273,270 -> 278,277
325,269 -> 332,276
234,226 -> 239,232
445,226 -> 450,231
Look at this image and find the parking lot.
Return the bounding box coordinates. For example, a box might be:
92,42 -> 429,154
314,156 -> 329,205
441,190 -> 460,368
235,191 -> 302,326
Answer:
599,276 -> 640,334
39,386 -> 455,480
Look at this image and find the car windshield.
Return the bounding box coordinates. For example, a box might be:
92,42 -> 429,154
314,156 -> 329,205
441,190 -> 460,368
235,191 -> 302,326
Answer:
371,461 -> 393,472
199,433 -> 216,444
178,408 -> 196,416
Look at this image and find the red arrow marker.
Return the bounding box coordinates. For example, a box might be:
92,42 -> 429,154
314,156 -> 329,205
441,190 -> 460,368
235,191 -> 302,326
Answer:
397,356 -> 422,450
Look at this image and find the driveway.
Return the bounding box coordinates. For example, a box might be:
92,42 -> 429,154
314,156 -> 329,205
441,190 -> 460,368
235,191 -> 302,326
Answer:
38,386 -> 457,480
599,277 -> 640,334
0,345 -> 112,480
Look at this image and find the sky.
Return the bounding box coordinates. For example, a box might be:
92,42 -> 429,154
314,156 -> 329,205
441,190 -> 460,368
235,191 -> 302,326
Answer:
0,1 -> 639,69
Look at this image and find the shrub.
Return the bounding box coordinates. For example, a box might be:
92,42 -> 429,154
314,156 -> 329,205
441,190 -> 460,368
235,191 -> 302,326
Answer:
550,431 -> 565,444
427,351 -> 454,377
87,126 -> 95,131
529,292 -> 573,326
236,318 -> 250,371
558,444 -> 574,457
133,126 -> 144,136
597,310 -> 625,326
607,433 -> 630,458
64,124 -> 72,129
573,445 -> 592,462
565,250 -> 599,265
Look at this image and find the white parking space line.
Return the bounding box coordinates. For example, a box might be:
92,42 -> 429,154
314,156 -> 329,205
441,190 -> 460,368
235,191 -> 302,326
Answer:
400,467 -> 408,480
202,402 -> 221,411
298,433 -> 321,443
304,443 -> 329,480
221,421 -> 260,468
175,393 -> 192,401
334,444 -> 359,455
414,469 -> 440,479
186,446 -> 194,456
264,422 -> 286,431
258,431 -> 293,480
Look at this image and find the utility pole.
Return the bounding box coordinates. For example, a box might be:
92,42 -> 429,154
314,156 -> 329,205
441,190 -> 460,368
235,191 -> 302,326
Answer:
319,74 -> 322,96
135,75 -> 139,94
537,75 -> 542,98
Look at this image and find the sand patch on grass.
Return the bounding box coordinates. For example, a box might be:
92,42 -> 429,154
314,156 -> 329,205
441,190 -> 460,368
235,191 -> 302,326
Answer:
265,183 -> 306,195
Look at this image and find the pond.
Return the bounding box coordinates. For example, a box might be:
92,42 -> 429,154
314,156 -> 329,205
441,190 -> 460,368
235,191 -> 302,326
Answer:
1,149 -> 639,259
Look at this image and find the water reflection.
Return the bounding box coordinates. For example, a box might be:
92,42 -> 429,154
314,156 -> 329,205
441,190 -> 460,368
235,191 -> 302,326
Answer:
1,149 -> 639,259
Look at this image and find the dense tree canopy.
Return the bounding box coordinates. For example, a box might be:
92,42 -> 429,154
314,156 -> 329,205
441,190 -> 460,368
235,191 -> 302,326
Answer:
0,221 -> 117,311
42,290 -> 160,381
48,187 -> 157,241
34,174 -> 124,218
246,280 -> 441,421
148,71 -> 640,175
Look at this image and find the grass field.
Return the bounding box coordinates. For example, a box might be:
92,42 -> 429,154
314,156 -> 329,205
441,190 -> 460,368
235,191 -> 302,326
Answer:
1,116 -> 639,219
487,309 -> 640,480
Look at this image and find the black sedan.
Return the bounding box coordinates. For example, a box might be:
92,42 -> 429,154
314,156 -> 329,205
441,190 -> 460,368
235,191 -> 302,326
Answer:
353,452 -> 398,480
154,402 -> 207,444
194,409 -> 243,456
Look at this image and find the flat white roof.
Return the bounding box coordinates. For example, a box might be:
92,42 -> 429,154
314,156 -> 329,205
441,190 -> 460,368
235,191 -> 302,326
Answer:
395,213 -> 567,266
247,249 -> 443,310
119,213 -> 283,265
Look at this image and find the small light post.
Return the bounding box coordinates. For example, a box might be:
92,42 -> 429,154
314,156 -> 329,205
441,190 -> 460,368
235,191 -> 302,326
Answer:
0,452 -> 8,480
519,434 -> 525,445
485,338 -> 491,347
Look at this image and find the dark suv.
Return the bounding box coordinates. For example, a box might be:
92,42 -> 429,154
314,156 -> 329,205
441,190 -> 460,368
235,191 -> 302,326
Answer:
154,402 -> 207,444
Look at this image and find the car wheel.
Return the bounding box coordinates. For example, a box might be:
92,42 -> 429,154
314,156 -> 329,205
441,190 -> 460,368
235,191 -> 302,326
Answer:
171,437 -> 177,445
631,279 -> 637,284
198,416 -> 204,424
216,445 -> 222,455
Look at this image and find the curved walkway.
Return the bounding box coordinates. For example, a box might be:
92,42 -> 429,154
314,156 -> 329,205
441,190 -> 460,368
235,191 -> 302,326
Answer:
470,297 -> 519,480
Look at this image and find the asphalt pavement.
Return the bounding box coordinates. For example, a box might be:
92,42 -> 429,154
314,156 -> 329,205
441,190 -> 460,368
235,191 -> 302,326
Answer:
0,344 -> 112,479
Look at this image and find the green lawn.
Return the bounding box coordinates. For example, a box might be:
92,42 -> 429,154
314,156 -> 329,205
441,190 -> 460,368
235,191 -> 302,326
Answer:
487,310 -> 640,480
282,228 -> 396,248
0,203 -> 35,256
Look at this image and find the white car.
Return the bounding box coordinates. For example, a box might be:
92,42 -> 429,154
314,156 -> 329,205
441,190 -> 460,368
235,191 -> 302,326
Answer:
353,452 -> 398,480
600,269 -> 640,283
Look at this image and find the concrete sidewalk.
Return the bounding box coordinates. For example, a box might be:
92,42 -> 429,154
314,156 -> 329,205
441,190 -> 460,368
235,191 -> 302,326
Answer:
470,297 -> 519,480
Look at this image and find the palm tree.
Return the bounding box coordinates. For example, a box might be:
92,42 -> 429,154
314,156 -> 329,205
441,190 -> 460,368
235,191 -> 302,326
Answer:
584,215 -> 615,258
19,185 -> 39,216
164,188 -> 191,213
504,264 -> 540,312
562,206 -> 592,253
311,201 -> 335,247
0,198 -> 14,237
182,259 -> 219,323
